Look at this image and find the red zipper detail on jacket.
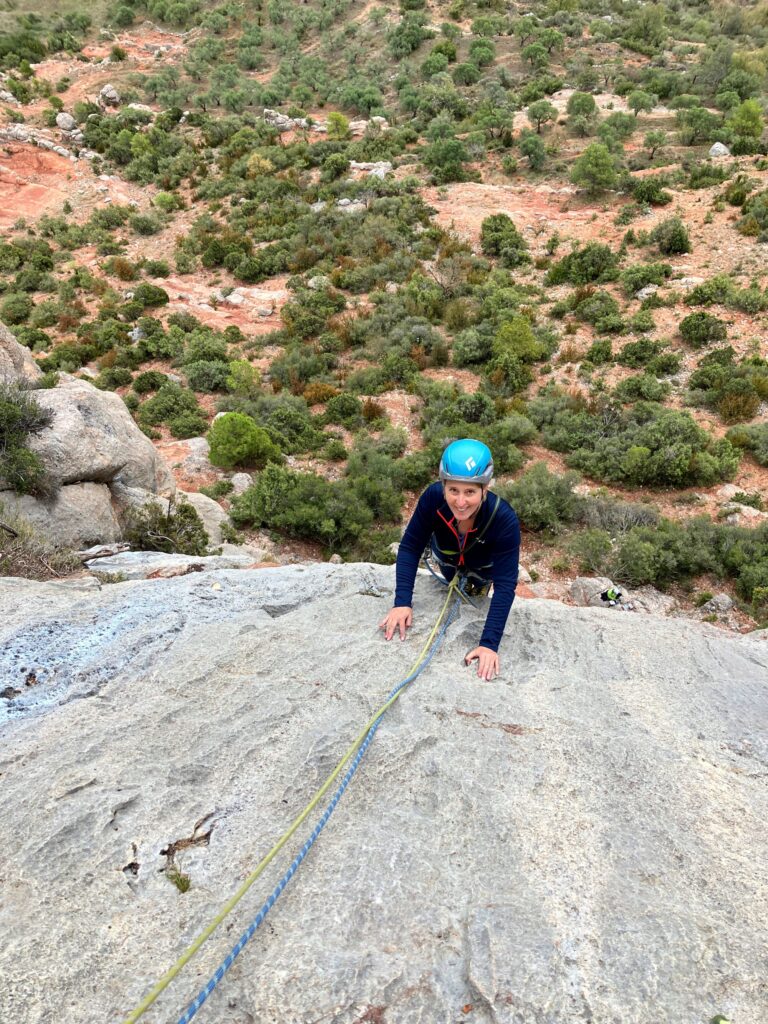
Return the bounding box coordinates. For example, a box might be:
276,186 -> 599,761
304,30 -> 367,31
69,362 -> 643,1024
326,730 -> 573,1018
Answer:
436,507 -> 476,566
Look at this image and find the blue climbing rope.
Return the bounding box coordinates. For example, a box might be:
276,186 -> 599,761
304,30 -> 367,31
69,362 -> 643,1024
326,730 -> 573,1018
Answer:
175,591 -> 464,1024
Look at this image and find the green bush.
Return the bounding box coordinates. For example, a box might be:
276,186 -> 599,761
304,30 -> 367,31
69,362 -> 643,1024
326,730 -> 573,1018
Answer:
123,496 -> 209,556
208,412 -> 283,470
324,392 -> 363,427
168,410 -> 208,439
680,311 -> 728,348
649,216 -> 690,255
499,462 -> 583,532
230,463 -> 378,550
480,214 -> 530,269
568,528 -> 613,573
138,382 -> 203,429
545,243 -> 619,286
132,283 -> 169,308
1,292 -> 33,325
726,422 -> 768,465
184,360 -> 230,393
133,370 -> 168,394
0,385 -> 54,496
528,390 -> 740,487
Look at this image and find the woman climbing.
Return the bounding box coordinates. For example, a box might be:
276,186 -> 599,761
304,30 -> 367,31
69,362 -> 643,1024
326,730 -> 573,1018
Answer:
380,439 -> 521,681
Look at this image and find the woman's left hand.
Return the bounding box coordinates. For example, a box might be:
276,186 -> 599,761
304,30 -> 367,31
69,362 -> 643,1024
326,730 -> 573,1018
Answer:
464,646 -> 499,681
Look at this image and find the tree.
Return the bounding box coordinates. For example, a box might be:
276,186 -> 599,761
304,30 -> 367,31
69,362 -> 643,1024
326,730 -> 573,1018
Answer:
519,132 -> 546,170
627,90 -> 656,116
527,99 -> 557,134
726,99 -> 764,140
567,92 -> 597,119
522,42 -> 549,70
423,137 -> 470,184
326,112 -> 351,141
644,129 -> 667,159
676,106 -> 721,145
208,412 -> 282,469
570,143 -> 618,193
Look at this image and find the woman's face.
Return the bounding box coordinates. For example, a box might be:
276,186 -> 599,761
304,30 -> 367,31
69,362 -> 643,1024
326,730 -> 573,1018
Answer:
443,482 -> 485,524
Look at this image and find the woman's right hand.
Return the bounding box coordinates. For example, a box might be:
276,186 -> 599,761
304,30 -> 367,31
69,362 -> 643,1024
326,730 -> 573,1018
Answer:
379,606 -> 413,641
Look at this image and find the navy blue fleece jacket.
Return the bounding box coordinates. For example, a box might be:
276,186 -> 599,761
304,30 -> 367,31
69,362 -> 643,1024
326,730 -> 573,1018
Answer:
394,482 -> 521,652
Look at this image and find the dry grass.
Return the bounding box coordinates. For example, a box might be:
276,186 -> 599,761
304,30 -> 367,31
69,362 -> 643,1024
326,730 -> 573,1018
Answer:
0,507 -> 81,580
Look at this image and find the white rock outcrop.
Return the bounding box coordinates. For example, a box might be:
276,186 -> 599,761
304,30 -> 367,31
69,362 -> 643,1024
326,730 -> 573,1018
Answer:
0,329 -> 174,546
0,565 -> 766,1024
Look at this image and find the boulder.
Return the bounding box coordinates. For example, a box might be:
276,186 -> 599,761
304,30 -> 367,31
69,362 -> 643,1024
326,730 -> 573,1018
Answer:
55,112 -> 77,132
178,490 -> 227,546
701,593 -> 734,614
230,472 -> 252,495
83,549 -> 254,579
569,575 -> 614,607
0,322 -> 42,385
709,142 -> 730,158
26,376 -> 174,495
99,83 -> 121,107
0,565 -> 766,1023
0,483 -> 121,547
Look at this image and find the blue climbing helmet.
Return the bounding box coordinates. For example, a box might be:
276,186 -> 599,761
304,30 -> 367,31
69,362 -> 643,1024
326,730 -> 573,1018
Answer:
438,438 -> 494,487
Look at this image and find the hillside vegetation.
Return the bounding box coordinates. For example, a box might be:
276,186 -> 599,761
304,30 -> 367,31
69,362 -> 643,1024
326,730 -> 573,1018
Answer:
1,0 -> 768,624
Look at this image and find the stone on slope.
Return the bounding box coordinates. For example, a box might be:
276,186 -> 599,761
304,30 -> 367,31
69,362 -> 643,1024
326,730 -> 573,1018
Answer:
82,549 -> 254,579
0,482 -> 121,546
0,566 -> 766,1023
0,320 -> 42,385
27,376 -> 173,495
178,490 -> 227,546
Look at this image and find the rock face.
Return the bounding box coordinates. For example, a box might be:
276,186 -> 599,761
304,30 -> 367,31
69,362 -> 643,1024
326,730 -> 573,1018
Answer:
0,321 -> 42,385
0,330 -> 174,546
0,565 -> 766,1024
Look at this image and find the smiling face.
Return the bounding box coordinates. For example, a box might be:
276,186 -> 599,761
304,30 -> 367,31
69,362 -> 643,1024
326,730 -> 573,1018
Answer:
443,481 -> 485,525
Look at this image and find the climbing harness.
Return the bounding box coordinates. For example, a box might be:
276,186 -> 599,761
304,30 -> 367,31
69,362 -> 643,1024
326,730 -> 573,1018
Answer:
122,576 -> 471,1024
433,492 -> 501,568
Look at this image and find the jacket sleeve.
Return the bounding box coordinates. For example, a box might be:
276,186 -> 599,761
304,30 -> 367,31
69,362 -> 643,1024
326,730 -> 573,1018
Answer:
393,485 -> 439,608
479,510 -> 520,652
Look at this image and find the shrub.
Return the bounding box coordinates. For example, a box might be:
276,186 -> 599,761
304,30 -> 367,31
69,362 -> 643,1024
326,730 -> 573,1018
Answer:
1,293 -> 33,325
168,410 -> 208,438
570,143 -> 619,193
650,217 -> 690,255
208,412 -> 283,469
617,338 -> 662,368
138,382 -> 203,429
130,213 -> 163,236
452,328 -> 493,367
528,391 -> 740,487
545,243 -> 619,286
619,262 -> 671,297
568,528 -> 612,573
324,392 -> 363,426
123,496 -> 209,556
133,370 -> 168,394
499,462 -> 583,532
184,360 -> 231,393
132,283 -> 169,308
480,214 -> 530,269
726,422 -> 768,465
230,463 -> 378,550
680,311 -> 727,348
0,385 -> 54,496
632,177 -> 672,208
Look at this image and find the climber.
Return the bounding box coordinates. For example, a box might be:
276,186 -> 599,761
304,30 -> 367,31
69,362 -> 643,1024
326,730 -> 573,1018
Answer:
380,439 -> 521,682
600,586 -> 623,607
